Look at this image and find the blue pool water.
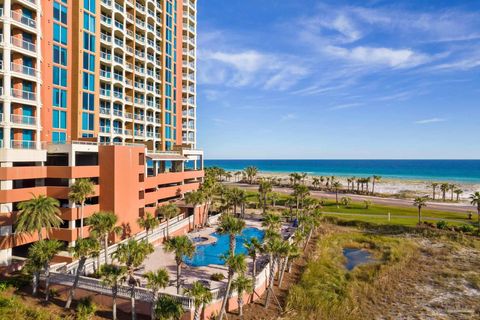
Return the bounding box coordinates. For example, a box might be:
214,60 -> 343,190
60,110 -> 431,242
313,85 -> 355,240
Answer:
185,227 -> 265,267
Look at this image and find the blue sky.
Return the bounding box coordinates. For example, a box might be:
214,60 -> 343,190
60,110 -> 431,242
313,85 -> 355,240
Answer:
195,0 -> 480,159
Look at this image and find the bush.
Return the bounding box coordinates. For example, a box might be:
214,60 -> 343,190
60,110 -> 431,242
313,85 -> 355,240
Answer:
76,297 -> 97,320
210,273 -> 225,281
457,224 -> 475,233
436,221 -> 448,230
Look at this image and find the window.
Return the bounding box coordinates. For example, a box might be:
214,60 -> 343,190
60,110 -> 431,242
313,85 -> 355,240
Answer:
54,24 -> 67,44
166,15 -> 172,28
166,2 -> 173,14
53,66 -> 67,86
53,45 -> 67,65
83,33 -> 95,52
166,29 -> 172,41
52,109 -> 67,129
83,0 -> 96,13
165,84 -> 172,97
83,52 -> 95,71
53,2 -> 68,24
166,71 -> 172,84
82,92 -> 95,111
165,56 -> 172,70
83,12 -> 96,32
82,112 -> 94,131
52,131 -> 66,143
165,112 -> 171,125
53,88 -> 67,108
83,72 -> 95,91
165,98 -> 171,111
166,43 -> 172,55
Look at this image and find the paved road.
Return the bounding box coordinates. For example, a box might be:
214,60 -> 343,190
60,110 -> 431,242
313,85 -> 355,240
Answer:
224,182 -> 476,215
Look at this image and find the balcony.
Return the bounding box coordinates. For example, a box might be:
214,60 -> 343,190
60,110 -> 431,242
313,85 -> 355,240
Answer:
101,15 -> 112,26
11,62 -> 37,77
100,108 -> 110,115
134,113 -> 143,121
10,140 -> 36,149
113,109 -> 123,117
100,52 -> 112,61
11,10 -> 36,29
146,131 -> 154,138
11,88 -> 36,101
134,130 -> 144,137
100,126 -> 110,133
10,114 -> 36,126
112,127 -> 123,134
100,70 -> 111,78
11,37 -> 36,52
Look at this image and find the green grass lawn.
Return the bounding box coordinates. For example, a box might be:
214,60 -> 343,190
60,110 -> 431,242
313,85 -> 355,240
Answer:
241,189 -> 477,227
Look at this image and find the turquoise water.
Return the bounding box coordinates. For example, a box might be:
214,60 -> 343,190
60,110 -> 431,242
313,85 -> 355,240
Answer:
205,160 -> 480,183
185,227 -> 265,267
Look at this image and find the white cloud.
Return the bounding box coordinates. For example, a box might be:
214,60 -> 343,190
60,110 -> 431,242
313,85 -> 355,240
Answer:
414,118 -> 446,124
329,102 -> 363,110
281,113 -> 298,121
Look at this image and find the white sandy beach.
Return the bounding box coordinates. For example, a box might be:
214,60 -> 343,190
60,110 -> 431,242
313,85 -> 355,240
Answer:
238,172 -> 480,202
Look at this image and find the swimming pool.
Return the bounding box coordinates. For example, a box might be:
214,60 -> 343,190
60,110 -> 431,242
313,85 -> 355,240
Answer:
185,227 -> 265,267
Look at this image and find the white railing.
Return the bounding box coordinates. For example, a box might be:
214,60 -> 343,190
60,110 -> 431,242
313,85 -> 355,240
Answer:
11,140 -> 36,149
11,10 -> 36,28
10,113 -> 36,125
11,62 -> 36,76
11,36 -> 36,52
11,88 -> 36,100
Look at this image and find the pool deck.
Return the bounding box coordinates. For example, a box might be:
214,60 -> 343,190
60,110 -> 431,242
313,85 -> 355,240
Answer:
139,216 -> 293,295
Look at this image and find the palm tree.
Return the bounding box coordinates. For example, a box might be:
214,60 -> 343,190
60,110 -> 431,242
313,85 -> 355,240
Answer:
278,243 -> 299,288
234,171 -> 242,182
219,254 -> 247,320
164,235 -> 195,294
28,239 -> 63,301
216,215 -> 245,256
112,239 -> 154,320
454,189 -> 463,202
24,248 -> 43,296
341,196 -> 352,208
65,238 -> 100,308
332,181 -> 342,207
144,269 -> 170,320
312,177 -> 320,190
137,212 -> 160,241
263,237 -> 283,309
430,182 -> 439,200
244,166 -> 259,184
228,187 -> 244,216
238,189 -> 248,218
469,192 -> 480,229
100,264 -> 127,320
413,197 -> 428,224
88,211 -> 123,266
258,179 -> 273,215
199,176 -> 216,226
262,212 -> 281,233
156,203 -> 180,239
232,274 -> 253,317
16,194 -> 62,241
440,183 -> 449,201
372,175 -> 381,194
69,178 -> 95,239
270,192 -> 280,208
154,295 -> 184,320
185,281 -> 212,320
292,184 -> 310,215
185,190 -> 205,228
449,184 -> 456,201
244,237 -> 261,290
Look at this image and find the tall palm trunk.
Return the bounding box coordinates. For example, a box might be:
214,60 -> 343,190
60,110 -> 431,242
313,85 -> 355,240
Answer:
65,257 -> 86,308
150,292 -> 157,320
176,261 -> 181,294
80,200 -> 85,239
278,256 -> 288,288
219,272 -> 233,320
264,255 -> 276,308
32,271 -> 39,295
238,293 -> 244,316
104,234 -> 109,265
44,263 -> 51,301
130,278 -> 136,320
166,218 -> 170,238
112,285 -> 118,320
193,306 -> 200,320
372,181 -> 375,194
229,234 -> 236,256
418,207 -> 421,224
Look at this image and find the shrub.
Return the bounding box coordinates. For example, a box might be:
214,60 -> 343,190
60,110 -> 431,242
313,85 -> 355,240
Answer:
76,297 -> 97,320
436,221 -> 448,230
210,273 -> 225,281
457,224 -> 475,233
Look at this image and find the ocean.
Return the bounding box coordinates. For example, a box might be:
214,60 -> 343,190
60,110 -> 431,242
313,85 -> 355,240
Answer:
204,160 -> 480,183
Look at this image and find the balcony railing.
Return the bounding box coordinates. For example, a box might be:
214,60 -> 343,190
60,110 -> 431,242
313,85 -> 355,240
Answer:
11,88 -> 36,101
10,114 -> 36,125
134,114 -> 143,121
11,62 -> 36,76
100,108 -> 110,115
100,126 -> 110,133
11,140 -> 36,149
11,37 -> 36,52
11,10 -> 36,28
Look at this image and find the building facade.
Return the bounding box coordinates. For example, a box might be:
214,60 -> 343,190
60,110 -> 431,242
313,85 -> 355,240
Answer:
0,0 -> 202,265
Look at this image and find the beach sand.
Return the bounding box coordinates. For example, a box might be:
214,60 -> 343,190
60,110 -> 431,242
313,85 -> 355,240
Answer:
234,172 -> 480,202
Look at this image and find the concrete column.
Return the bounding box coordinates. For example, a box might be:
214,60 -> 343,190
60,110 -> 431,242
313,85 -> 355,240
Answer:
0,161 -> 13,265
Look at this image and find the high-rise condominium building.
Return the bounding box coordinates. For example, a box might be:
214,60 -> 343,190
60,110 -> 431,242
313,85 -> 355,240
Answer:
0,0 -> 203,265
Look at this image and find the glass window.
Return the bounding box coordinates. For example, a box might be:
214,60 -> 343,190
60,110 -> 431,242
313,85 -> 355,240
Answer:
83,0 -> 96,13
83,12 -> 95,32
53,66 -> 67,87
82,112 -> 94,131
53,24 -> 67,45
83,33 -> 95,52
83,52 -> 95,71
53,2 -> 67,24
53,88 -> 67,108
82,92 -> 95,111
52,110 -> 67,129
53,45 -> 67,65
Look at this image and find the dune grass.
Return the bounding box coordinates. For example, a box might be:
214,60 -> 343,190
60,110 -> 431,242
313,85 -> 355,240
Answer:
286,229 -> 418,320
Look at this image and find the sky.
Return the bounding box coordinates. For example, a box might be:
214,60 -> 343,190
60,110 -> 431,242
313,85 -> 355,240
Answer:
195,0 -> 480,160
